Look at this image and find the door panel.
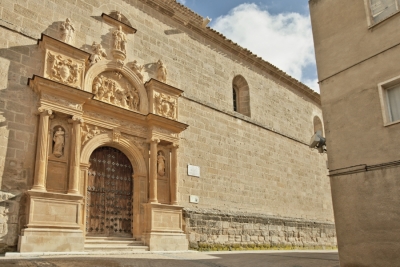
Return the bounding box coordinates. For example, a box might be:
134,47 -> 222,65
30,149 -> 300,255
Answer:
86,146 -> 133,237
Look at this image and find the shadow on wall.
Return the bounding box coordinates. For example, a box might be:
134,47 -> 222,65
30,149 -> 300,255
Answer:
0,41 -> 42,253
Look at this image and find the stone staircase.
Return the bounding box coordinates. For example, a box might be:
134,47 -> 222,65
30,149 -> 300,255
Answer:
84,237 -> 149,252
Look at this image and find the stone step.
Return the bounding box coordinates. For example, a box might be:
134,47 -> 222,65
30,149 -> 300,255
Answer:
84,237 -> 149,252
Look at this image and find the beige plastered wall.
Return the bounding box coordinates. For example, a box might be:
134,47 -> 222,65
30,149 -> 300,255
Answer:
0,0 -> 332,251
310,0 -> 400,266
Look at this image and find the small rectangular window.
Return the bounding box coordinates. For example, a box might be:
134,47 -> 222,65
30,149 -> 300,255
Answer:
378,76 -> 400,125
387,85 -> 400,122
369,0 -> 400,24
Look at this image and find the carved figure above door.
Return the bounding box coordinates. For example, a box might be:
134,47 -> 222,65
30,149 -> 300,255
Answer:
92,71 -> 140,111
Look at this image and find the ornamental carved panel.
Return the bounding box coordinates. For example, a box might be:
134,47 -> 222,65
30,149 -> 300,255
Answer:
92,71 -> 140,111
47,52 -> 83,88
154,92 -> 176,120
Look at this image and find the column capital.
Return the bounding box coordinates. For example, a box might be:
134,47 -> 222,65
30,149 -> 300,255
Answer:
68,115 -> 84,124
36,107 -> 52,116
168,143 -> 179,150
146,138 -> 160,144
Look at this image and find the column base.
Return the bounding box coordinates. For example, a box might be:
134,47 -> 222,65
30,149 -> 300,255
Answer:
143,232 -> 188,251
143,203 -> 188,251
18,228 -> 84,252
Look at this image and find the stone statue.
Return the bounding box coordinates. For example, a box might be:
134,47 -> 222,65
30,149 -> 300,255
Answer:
157,151 -> 165,176
156,59 -> 167,83
59,18 -> 75,45
116,11 -> 122,21
130,60 -> 144,81
112,26 -> 127,53
53,127 -> 65,157
90,42 -> 107,65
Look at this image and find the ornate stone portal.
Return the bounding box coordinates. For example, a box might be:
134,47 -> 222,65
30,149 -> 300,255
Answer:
20,23 -> 188,252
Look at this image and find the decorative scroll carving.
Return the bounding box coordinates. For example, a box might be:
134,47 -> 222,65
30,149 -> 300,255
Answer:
92,71 -> 140,111
156,59 -> 167,83
154,92 -> 176,119
41,94 -> 82,110
59,18 -> 75,45
90,42 -> 107,65
47,52 -> 83,88
113,129 -> 121,143
81,124 -> 106,145
157,151 -> 165,177
52,127 -> 65,158
129,60 -> 144,82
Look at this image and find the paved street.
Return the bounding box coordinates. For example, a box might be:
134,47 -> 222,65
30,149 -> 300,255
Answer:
0,251 -> 339,267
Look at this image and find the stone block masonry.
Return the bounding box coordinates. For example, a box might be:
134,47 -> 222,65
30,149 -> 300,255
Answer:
184,209 -> 336,251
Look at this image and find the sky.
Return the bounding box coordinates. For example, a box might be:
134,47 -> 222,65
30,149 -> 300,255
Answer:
176,0 -> 319,92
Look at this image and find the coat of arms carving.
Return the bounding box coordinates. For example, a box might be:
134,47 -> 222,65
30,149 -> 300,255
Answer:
154,92 -> 176,119
47,52 -> 83,87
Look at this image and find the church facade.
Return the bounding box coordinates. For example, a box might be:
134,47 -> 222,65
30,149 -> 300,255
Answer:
0,0 -> 335,252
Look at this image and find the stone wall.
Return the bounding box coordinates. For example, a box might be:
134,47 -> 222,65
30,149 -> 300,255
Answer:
0,0 -> 334,252
184,209 -> 337,251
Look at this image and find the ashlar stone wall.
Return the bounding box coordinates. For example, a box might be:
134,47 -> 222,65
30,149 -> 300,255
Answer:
0,0 -> 333,252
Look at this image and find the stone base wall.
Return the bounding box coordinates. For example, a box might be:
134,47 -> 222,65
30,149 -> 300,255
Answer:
184,209 -> 337,251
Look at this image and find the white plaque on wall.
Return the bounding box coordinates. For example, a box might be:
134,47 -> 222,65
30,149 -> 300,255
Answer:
189,195 -> 199,204
188,165 -> 200,177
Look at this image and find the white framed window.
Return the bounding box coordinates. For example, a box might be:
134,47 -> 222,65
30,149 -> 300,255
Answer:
368,0 -> 400,24
378,76 -> 400,125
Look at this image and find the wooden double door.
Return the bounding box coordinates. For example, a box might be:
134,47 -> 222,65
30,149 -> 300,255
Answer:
86,146 -> 133,237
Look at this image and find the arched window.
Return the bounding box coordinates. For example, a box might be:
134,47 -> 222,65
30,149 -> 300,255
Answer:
232,75 -> 251,116
313,116 -> 323,134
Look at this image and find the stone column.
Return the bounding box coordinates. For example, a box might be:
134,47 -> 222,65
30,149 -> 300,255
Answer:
169,144 -> 179,205
148,138 -> 159,203
32,108 -> 52,191
68,116 -> 83,195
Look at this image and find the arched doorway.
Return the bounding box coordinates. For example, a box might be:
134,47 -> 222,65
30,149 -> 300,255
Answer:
86,146 -> 133,237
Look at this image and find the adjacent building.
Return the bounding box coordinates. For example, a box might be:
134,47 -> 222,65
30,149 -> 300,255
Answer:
309,0 -> 400,266
0,0 -> 335,253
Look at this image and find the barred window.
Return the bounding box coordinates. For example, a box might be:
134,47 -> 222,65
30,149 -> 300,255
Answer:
369,0 -> 400,23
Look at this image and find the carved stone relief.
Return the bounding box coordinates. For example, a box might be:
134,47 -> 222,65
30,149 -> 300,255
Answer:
59,18 -> 75,45
52,127 -> 65,158
92,71 -> 140,111
156,60 -> 167,83
154,92 -> 177,119
47,52 -> 83,88
123,134 -> 147,157
81,124 -> 107,145
90,42 -> 107,66
113,129 -> 121,143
